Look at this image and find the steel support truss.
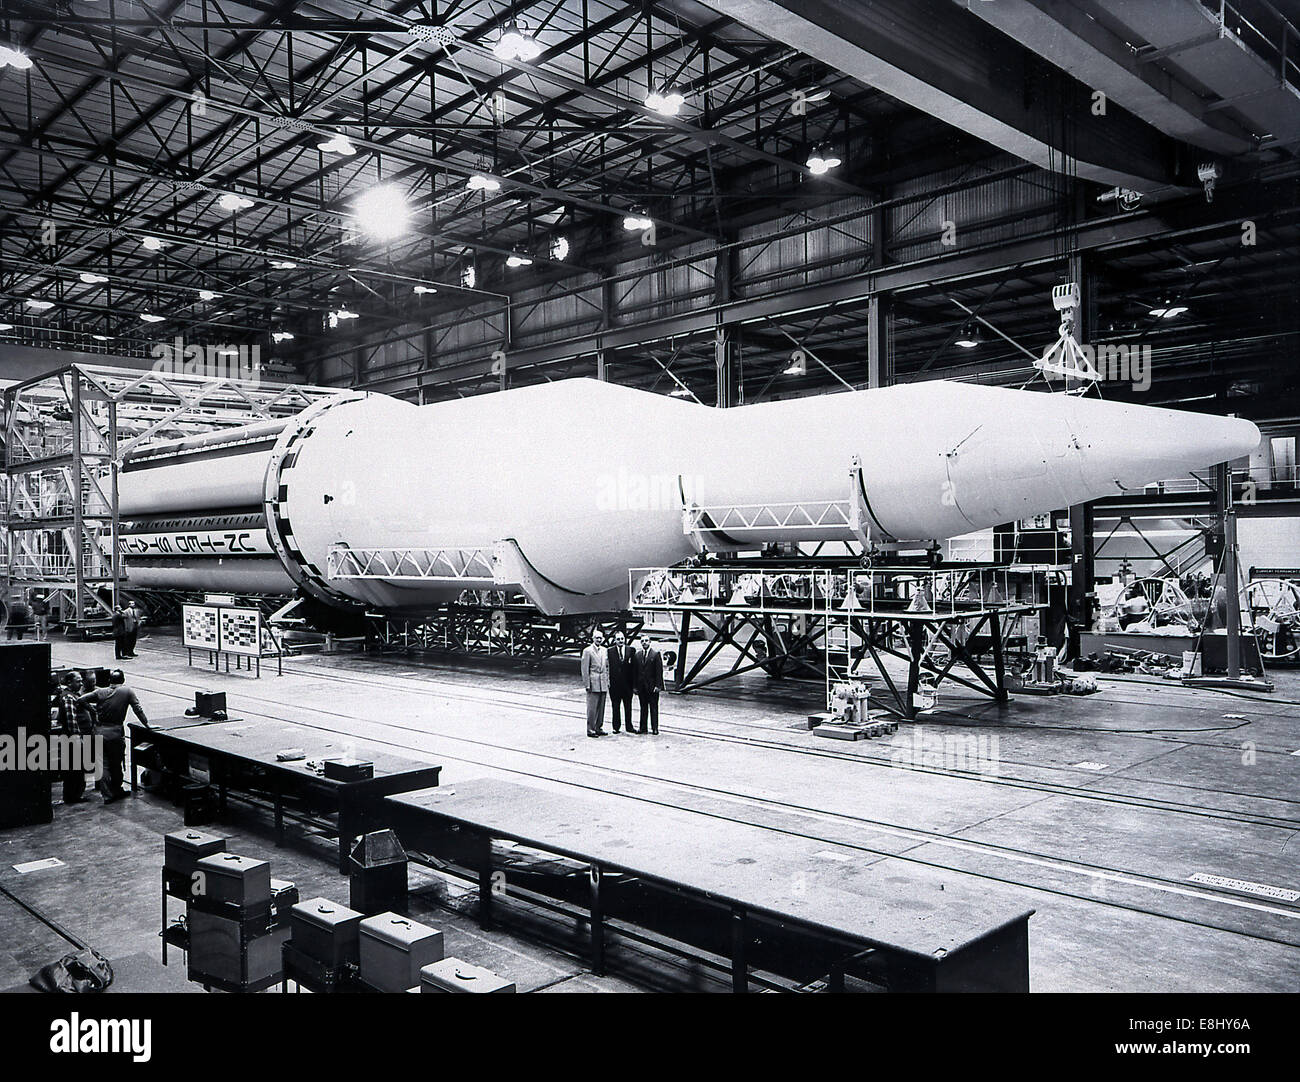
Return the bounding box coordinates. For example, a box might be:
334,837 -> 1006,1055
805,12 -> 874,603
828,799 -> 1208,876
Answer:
632,564 -> 1041,718
1,363 -> 338,634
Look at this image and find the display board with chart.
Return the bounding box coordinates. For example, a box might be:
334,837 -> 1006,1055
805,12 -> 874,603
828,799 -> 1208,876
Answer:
218,607 -> 263,657
182,605 -> 220,650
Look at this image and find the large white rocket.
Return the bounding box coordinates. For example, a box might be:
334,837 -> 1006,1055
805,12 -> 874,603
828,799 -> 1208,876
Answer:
117,378 -> 1261,614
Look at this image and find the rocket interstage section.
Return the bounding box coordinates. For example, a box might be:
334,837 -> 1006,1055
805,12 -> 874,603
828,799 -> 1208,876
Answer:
117,378 -> 1262,615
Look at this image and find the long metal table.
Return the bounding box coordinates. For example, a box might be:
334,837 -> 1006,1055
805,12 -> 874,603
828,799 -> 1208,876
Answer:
130,718 -> 441,871
385,779 -> 1033,992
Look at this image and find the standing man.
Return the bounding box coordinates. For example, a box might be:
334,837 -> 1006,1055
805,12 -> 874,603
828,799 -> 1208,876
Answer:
80,669 -> 151,803
55,672 -> 96,805
633,635 -> 665,736
122,601 -> 142,658
112,603 -> 129,660
606,631 -> 636,734
580,630 -> 610,738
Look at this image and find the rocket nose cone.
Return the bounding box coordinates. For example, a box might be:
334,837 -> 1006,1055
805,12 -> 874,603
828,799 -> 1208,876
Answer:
1067,398 -> 1261,491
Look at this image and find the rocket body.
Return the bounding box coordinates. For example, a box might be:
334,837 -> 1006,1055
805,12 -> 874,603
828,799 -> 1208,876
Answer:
118,378 -> 1261,614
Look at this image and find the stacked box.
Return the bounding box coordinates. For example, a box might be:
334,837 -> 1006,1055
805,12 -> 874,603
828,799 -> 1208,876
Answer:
290,898 -> 363,969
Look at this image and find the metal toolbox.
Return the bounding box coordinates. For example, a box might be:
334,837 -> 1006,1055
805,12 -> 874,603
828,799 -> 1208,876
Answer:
187,907 -> 282,990
163,829 -> 226,890
323,758 -> 374,782
358,912 -> 443,992
420,958 -> 515,994
290,897 -> 363,968
194,852 -> 272,908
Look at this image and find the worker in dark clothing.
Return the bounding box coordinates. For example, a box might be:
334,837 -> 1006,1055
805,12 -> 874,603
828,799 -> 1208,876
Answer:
6,596 -> 32,640
606,631 -> 636,734
55,672 -> 97,804
633,635 -> 665,735
79,669 -> 151,804
112,604 -> 128,659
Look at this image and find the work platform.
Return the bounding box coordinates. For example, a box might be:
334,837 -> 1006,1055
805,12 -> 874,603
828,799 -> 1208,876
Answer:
633,563 -> 1043,717
385,779 -> 1034,992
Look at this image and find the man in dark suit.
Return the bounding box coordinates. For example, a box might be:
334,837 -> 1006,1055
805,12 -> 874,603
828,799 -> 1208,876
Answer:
606,631 -> 636,734
111,603 -> 129,660
633,635 -> 665,735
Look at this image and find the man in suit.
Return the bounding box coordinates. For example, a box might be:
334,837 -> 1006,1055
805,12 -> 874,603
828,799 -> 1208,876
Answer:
633,634 -> 665,735
122,601 -> 142,658
111,603 -> 129,660
580,630 -> 609,738
606,631 -> 636,734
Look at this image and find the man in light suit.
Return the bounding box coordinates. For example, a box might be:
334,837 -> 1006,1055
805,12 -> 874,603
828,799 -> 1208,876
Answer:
633,634 -> 665,735
580,630 -> 610,737
607,631 -> 636,734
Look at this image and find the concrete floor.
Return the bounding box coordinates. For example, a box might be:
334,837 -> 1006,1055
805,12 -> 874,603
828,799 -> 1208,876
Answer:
3,627 -> 1298,993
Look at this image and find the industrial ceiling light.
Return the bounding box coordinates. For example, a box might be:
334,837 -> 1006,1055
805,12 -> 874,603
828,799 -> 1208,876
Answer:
91,334 -> 111,341
413,284 -> 438,295
550,235 -> 569,261
467,173 -> 501,193
492,19 -> 541,62
0,44 -> 34,71
25,299 -> 54,311
317,133 -> 356,156
217,192 -> 254,212
506,251 -> 533,268
1149,301 -> 1188,319
334,307 -> 358,320
955,324 -> 981,348
805,144 -> 842,176
141,236 -> 165,251
668,385 -> 691,398
197,289 -> 218,301
140,313 -> 165,323
271,330 -> 295,343
622,211 -> 653,232
353,183 -> 411,241
270,259 -> 298,270
461,265 -> 476,289
644,88 -> 686,117
0,323 -> 13,331
78,272 -> 109,284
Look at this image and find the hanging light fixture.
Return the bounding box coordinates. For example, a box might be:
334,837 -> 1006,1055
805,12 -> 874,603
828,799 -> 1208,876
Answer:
217,192 -> 254,212
644,88 -> 686,117
0,44 -> 34,71
141,236 -> 165,251
197,289 -> 219,301
805,144 -> 842,176
506,251 -> 533,268
25,299 -> 54,311
492,19 -> 541,62
467,173 -> 501,193
955,323 -> 981,348
78,272 -> 109,284
317,133 -> 356,155
353,183 -> 412,242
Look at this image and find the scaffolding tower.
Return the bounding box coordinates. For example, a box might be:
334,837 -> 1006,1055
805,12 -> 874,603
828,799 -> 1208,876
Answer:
1,363 -> 339,636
